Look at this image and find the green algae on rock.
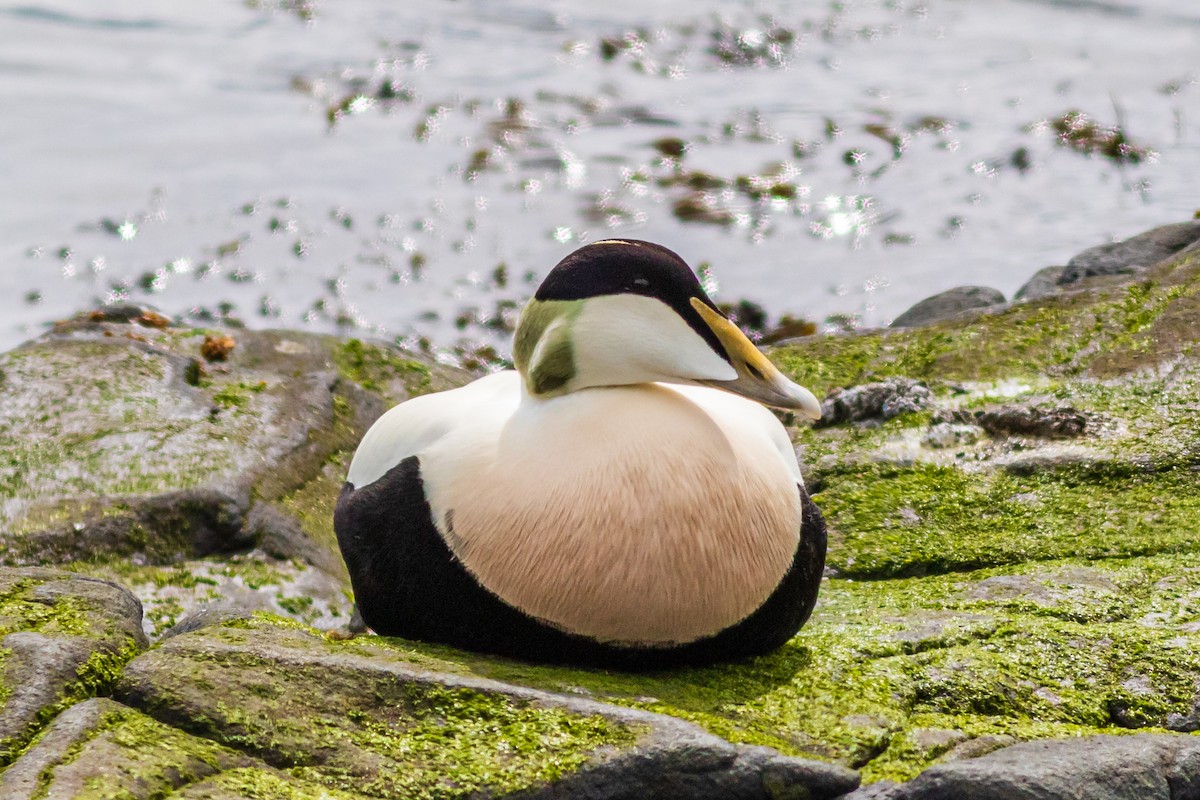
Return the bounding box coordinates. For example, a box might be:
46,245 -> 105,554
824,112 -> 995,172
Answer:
0,568 -> 146,769
114,618 -> 858,799
0,698 -> 257,800
0,315 -> 464,639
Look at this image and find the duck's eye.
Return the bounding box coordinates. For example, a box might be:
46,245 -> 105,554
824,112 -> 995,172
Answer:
633,278 -> 650,288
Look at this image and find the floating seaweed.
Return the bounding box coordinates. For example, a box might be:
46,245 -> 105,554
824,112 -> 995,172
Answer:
1045,110 -> 1153,165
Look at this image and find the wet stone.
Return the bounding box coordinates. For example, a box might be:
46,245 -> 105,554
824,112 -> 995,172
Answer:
0,323 -> 357,566
818,378 -> 933,427
889,286 -> 1006,328
886,734 -> 1200,800
1059,220 -> 1200,286
975,405 -> 1090,439
1013,265 -> 1068,302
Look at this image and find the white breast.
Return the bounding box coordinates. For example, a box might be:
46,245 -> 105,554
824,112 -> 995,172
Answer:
350,371 -> 804,646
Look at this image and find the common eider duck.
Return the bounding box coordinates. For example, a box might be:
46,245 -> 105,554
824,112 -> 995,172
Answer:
334,239 -> 827,668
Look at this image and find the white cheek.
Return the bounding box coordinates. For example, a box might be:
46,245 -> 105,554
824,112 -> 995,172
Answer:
571,295 -> 736,389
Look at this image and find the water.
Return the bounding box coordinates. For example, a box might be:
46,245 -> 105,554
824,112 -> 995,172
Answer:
1,0 -> 1197,359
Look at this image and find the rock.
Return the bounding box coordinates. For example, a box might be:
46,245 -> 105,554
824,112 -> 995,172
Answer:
921,422 -> 981,449
818,378 -> 933,427
1013,265 -> 1068,301
0,323 -> 368,567
974,405 -> 1090,439
114,618 -> 861,800
1059,220 -> 1200,285
889,286 -> 1006,328
838,781 -> 903,799
0,567 -> 146,764
0,697 -> 302,800
886,734 -> 1200,799
0,319 -> 464,636
936,734 -> 1018,762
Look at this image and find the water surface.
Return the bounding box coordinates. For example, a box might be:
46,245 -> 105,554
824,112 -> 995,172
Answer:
2,0 -> 1196,357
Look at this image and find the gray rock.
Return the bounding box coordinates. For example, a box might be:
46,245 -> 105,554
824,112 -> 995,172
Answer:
975,405 -> 1090,439
887,734 -> 1200,800
1014,265 -> 1068,301
0,324 -> 362,567
115,619 -> 861,800
160,603 -> 258,641
0,698 -> 110,799
936,405 -> 1091,439
838,781 -> 903,799
1059,220 -> 1200,286
818,378 -> 933,428
0,567 -> 146,763
0,698 -> 263,800
922,422 -> 982,449
0,319 -> 470,636
890,287 -> 1006,328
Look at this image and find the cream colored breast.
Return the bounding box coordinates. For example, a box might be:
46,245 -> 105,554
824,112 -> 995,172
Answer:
418,381 -> 802,646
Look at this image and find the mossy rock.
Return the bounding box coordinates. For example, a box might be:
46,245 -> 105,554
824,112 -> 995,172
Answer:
0,567 -> 146,769
0,317 -> 466,637
771,246 -> 1200,390
113,618 -> 859,799
0,697 -> 329,800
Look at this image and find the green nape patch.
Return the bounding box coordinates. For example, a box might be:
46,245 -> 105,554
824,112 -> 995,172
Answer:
333,338 -> 433,399
771,253 -> 1200,391
817,461 -> 1200,578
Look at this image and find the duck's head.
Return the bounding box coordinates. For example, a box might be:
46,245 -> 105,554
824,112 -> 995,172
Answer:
513,239 -> 821,419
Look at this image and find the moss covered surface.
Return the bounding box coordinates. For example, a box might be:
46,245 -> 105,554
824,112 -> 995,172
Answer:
19,700 -> 257,800
275,453 -> 353,581
0,578 -> 92,640
0,570 -> 146,769
816,461 -> 1200,579
117,622 -> 643,800
5,252 -> 1200,790
772,250 -> 1200,391
0,323 -> 457,573
332,337 -> 435,400
63,554 -> 348,639
0,338 -> 254,528
176,767 -> 370,800
318,548 -> 1200,783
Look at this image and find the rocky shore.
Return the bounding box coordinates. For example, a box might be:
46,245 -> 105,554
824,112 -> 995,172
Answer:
2,218 -> 1200,798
